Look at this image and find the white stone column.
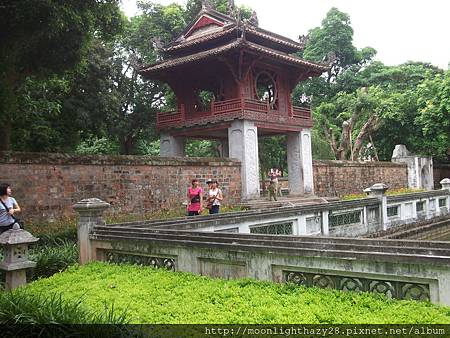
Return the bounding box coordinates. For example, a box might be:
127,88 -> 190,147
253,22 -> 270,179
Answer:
160,133 -> 186,157
228,120 -> 260,200
287,128 -> 314,195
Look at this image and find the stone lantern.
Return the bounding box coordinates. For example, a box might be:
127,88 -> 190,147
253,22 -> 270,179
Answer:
0,224 -> 39,290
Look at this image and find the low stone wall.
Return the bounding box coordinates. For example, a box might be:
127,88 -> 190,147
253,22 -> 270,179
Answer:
0,152 -> 241,222
313,160 -> 408,197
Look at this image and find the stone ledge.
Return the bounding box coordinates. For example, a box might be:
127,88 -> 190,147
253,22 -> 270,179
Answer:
0,151 -> 241,167
313,160 -> 406,168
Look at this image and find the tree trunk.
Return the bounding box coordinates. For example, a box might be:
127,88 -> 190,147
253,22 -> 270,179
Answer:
351,115 -> 379,160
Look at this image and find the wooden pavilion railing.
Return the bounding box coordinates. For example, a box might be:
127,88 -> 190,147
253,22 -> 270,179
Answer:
156,98 -> 311,127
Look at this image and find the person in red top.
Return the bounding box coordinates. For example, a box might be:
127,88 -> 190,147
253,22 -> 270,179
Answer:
187,179 -> 204,216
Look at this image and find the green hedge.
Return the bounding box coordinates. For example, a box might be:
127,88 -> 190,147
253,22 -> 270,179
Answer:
19,263 -> 450,324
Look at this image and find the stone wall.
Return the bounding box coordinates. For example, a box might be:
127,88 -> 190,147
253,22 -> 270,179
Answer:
313,160 -> 408,197
0,152 -> 241,222
434,163 -> 450,188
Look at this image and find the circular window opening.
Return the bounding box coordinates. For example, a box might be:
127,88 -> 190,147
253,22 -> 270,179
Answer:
255,71 -> 277,105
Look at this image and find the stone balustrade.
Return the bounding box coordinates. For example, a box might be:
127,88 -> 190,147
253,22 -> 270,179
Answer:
73,179 -> 450,306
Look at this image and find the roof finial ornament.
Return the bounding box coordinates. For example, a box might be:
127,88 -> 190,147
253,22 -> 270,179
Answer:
248,10 -> 259,26
201,0 -> 213,10
298,34 -> 309,48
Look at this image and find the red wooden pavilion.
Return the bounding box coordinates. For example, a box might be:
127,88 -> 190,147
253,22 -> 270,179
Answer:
140,6 -> 327,199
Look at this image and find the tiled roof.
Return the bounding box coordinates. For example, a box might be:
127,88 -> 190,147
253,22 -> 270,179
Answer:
140,40 -> 243,75
164,24 -> 303,54
243,41 -> 328,72
163,25 -> 235,52
140,39 -> 327,76
245,25 -> 303,50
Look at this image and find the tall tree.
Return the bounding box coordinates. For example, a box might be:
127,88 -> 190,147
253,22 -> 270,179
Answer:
0,0 -> 123,150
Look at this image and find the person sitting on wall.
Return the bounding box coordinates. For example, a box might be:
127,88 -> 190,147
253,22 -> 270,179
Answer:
0,183 -> 21,234
187,179 -> 203,216
206,180 -> 223,214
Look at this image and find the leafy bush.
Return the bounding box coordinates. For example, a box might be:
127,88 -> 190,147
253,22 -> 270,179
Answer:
30,240 -> 79,279
27,218 -> 77,247
0,289 -> 128,337
22,262 -> 450,324
342,188 -> 427,200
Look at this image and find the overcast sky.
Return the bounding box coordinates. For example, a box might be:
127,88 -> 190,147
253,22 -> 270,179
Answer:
121,0 -> 450,69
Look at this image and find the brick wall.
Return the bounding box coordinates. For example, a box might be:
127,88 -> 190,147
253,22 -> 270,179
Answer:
313,160 -> 408,197
0,152 -> 241,222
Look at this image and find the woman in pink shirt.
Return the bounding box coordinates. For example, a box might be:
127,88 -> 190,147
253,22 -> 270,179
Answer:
187,179 -> 203,216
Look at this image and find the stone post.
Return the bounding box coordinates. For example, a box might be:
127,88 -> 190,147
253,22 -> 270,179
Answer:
73,198 -> 110,265
160,133 -> 186,157
441,178 -> 450,212
441,178 -> 450,191
228,120 -> 260,200
321,210 -> 330,235
0,224 -> 39,290
287,129 -> 314,195
365,183 -> 389,231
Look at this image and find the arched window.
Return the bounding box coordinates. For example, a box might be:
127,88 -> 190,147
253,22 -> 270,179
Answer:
254,71 -> 278,109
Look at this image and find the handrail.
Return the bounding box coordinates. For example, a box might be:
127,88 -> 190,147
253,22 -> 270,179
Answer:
292,105 -> 311,119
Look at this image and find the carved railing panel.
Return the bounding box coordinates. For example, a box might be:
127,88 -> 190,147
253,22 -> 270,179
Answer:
243,98 -> 268,113
292,106 -> 311,119
213,98 -> 242,114
156,111 -> 183,124
250,222 -> 293,235
104,251 -> 175,271
328,209 -> 363,227
284,270 -> 430,301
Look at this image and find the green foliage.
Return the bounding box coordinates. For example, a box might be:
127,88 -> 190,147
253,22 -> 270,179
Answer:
75,136 -> 120,155
414,71 -> 450,161
0,289 -> 128,326
0,0 -> 124,151
259,136 -> 287,177
186,140 -> 219,157
30,241 -> 79,280
342,188 -> 426,200
20,263 -> 450,324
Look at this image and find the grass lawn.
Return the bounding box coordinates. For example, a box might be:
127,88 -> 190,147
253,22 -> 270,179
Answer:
20,262 -> 450,324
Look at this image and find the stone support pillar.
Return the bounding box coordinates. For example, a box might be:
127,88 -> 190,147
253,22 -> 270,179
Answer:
218,139 -> 229,158
228,120 -> 260,200
73,198 -> 110,265
160,133 -> 186,157
366,183 -> 389,231
287,128 -> 314,195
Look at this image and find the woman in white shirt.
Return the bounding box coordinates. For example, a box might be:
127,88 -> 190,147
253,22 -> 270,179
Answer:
207,180 -> 223,214
0,183 -> 21,234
